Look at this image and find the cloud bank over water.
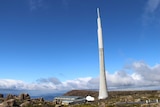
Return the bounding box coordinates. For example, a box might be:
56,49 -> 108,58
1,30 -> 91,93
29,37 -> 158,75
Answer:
1,61 -> 160,92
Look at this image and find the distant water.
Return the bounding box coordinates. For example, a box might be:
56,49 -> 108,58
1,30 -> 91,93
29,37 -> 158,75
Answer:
2,93 -> 63,101
31,93 -> 63,101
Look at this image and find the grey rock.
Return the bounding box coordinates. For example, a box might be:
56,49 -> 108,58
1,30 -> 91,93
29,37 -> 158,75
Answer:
20,101 -> 31,107
0,94 -> 3,98
18,93 -> 30,100
135,98 -> 141,102
6,94 -> 16,100
39,97 -> 44,102
0,99 -> 17,107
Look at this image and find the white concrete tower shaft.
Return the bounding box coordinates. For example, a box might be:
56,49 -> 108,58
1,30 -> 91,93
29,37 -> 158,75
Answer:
97,8 -> 108,100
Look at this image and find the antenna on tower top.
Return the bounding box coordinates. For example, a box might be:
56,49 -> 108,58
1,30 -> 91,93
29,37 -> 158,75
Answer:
97,8 -> 100,18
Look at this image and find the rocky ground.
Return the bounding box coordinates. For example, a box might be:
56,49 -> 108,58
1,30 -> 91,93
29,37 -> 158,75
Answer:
0,93 -> 55,107
0,90 -> 160,107
64,90 -> 160,107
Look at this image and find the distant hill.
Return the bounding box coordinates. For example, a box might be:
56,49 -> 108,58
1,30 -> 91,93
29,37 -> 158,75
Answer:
63,90 -> 98,98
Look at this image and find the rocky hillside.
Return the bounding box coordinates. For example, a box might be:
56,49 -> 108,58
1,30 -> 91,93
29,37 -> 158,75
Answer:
64,90 -> 98,98
64,90 -> 160,97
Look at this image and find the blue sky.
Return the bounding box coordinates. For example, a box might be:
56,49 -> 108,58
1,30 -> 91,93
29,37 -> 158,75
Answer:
0,0 -> 160,92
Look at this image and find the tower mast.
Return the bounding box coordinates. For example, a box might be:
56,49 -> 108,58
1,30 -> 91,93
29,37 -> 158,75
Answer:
97,8 -> 108,100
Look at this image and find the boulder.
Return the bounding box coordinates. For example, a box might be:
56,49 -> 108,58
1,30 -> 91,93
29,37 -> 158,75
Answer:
134,98 -> 141,102
0,94 -> 4,103
20,101 -> 31,107
0,94 -> 3,98
39,97 -> 44,102
19,93 -> 30,100
0,99 -> 17,107
6,94 -> 16,100
32,97 -> 44,103
125,95 -> 133,102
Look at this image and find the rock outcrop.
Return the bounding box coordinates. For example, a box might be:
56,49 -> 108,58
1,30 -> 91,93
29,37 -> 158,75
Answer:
0,99 -> 17,107
20,101 -> 32,107
0,94 -> 3,98
6,94 -> 16,100
0,93 -> 55,107
18,93 -> 30,100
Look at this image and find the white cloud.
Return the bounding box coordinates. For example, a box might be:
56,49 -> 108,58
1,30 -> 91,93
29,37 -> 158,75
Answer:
106,71 -> 135,87
0,79 -> 25,89
1,61 -> 160,92
145,0 -> 160,13
36,77 -> 62,85
143,0 -> 160,25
